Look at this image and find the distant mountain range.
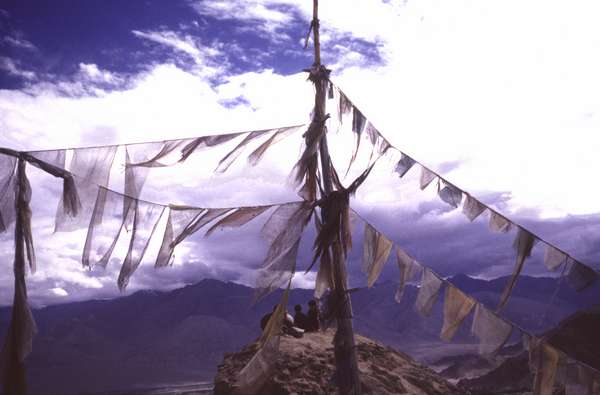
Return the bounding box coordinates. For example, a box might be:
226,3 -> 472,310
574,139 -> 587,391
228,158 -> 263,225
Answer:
0,274 -> 598,395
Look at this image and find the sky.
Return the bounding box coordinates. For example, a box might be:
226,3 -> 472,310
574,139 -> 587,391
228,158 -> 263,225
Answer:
1,0 -> 600,307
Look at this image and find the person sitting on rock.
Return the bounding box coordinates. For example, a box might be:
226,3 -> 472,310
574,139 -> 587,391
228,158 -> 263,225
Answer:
261,305 -> 304,338
293,304 -> 308,330
306,299 -> 320,332
260,305 -> 278,331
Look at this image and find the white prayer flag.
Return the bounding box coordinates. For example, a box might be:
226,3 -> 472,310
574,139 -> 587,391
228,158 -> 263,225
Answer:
471,304 -> 512,355
395,247 -> 421,303
462,194 -> 486,222
395,154 -> 415,178
420,167 -> 437,190
438,182 -> 463,208
415,268 -> 443,316
440,285 -> 475,341
489,211 -> 511,233
362,223 -> 393,288
543,244 -> 567,272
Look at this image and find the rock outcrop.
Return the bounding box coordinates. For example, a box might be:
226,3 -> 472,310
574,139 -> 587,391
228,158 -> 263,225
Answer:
214,330 -> 466,394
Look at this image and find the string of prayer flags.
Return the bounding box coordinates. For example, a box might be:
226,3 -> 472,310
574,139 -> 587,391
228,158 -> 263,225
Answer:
440,285 -> 475,341
395,154 -> 416,178
254,202 -> 314,302
420,167 -> 437,190
489,211 -> 512,233
462,194 -> 486,222
395,247 -> 422,304
567,260 -> 597,291
438,180 -> 463,208
471,303 -> 512,355
497,228 -> 537,311
362,223 -> 393,287
55,146 -> 117,232
415,268 -> 444,317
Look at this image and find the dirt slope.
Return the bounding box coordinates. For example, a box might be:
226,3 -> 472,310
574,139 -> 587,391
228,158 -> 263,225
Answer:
214,330 -> 466,394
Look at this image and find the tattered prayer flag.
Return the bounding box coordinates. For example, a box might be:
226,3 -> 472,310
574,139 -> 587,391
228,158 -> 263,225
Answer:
365,122 -> 378,146
544,244 -> 567,272
440,285 -> 475,341
248,126 -> 299,166
352,106 -> 366,134
395,154 -> 415,178
471,303 -> 512,355
155,206 -> 205,267
567,260 -> 597,291
254,202 -> 313,302
235,335 -> 280,393
530,341 -> 560,395
117,200 -> 165,290
338,90 -> 352,122
415,268 -> 444,317
497,228 -> 536,312
128,139 -> 193,168
314,251 -> 334,299
216,130 -> 270,173
82,187 -> 130,269
462,194 -> 486,222
438,182 -> 463,208
395,247 -> 421,304
55,146 -> 117,232
362,223 -> 393,288
420,167 -> 437,190
0,154 -> 17,232
180,133 -> 244,162
204,205 -> 271,237
489,211 -> 511,233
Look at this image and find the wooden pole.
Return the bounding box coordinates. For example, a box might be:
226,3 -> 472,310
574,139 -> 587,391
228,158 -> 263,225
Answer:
311,1 -> 362,393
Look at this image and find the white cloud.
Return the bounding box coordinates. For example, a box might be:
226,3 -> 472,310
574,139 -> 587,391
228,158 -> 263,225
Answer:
0,56 -> 36,80
78,63 -> 118,84
3,34 -> 37,51
190,0 -> 294,37
51,287 -> 68,296
132,29 -> 225,77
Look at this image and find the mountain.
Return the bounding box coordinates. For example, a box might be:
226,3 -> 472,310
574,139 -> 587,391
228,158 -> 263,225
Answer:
0,275 -> 597,394
213,331 -> 466,395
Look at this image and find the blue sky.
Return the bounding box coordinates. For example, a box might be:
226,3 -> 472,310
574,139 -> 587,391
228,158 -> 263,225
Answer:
1,0 -> 600,306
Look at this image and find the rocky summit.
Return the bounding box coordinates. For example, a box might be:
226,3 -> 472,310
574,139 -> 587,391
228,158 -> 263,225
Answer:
213,330 -> 466,395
